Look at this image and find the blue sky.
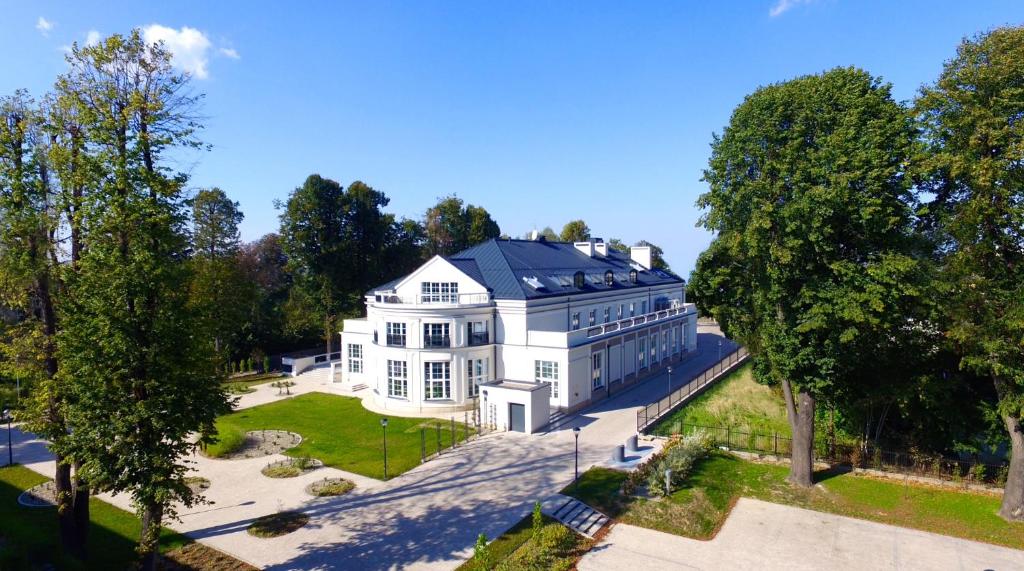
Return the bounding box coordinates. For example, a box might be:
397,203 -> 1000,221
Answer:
3,1 -> 1022,275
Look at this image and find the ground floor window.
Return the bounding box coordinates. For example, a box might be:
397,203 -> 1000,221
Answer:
673,326 -> 681,354
387,360 -> 408,398
468,358 -> 488,397
535,360 -> 559,398
424,361 -> 451,400
592,352 -> 604,389
661,330 -> 668,357
347,343 -> 362,373
650,332 -> 658,363
638,337 -> 646,369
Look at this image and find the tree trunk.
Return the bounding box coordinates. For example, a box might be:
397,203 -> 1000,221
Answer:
138,502 -> 164,571
781,378 -> 815,487
53,455 -> 86,560
999,413 -> 1024,521
72,462 -> 90,550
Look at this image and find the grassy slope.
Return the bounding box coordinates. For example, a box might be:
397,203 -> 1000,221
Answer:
652,363 -> 791,436
567,454 -> 1024,549
208,392 -> 470,479
0,464 -> 189,570
454,515 -> 589,571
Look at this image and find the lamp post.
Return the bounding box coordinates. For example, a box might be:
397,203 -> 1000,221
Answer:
4,406 -> 11,467
381,417 -> 389,480
718,339 -> 723,361
667,365 -> 673,396
573,426 -> 581,493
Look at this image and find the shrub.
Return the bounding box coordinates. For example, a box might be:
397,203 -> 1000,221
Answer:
646,429 -> 714,496
473,533 -> 491,570
263,355 -> 271,373
969,462 -> 986,484
205,425 -> 246,457
532,501 -> 543,539
308,478 -> 355,497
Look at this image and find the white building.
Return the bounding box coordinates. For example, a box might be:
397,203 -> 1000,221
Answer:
340,237 -> 698,433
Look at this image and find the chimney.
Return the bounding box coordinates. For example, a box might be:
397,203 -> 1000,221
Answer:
630,246 -> 651,269
574,241 -> 595,257
593,238 -> 607,257
529,229 -> 540,241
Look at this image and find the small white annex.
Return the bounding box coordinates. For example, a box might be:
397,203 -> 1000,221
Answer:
339,237 -> 698,433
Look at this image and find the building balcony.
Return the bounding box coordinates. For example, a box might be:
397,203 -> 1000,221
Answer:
386,334 -> 406,347
370,292 -> 492,307
423,334 -> 452,348
468,332 -> 489,346
528,303 -> 697,349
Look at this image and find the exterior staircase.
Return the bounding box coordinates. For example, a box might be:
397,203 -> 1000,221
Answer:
540,494 -> 609,538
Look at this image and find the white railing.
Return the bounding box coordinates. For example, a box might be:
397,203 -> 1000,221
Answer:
371,292 -> 492,306
581,305 -> 692,340
527,304 -> 696,349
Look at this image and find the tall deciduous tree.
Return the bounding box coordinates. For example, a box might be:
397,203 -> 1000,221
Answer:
52,32 -> 229,570
916,26 -> 1024,520
559,219 -> 590,242
423,195 -> 500,256
692,67 -> 921,486
0,90 -> 94,558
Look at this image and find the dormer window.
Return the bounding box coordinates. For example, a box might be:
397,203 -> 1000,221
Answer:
573,271 -> 585,289
629,269 -> 638,284
604,270 -> 614,286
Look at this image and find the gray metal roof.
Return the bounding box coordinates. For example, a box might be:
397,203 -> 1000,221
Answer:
438,239 -> 684,300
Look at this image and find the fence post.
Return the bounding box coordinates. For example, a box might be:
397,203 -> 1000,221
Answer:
774,432 -> 778,456
451,417 -> 456,449
436,421 -> 441,452
464,411 -> 469,442
420,429 -> 426,463
727,427 -> 731,448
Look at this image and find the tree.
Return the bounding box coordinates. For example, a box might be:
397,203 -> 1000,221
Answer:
52,32 -> 229,570
559,219 -> 590,242
423,195 -> 500,256
635,240 -> 670,271
916,26 -> 1024,520
607,238 -> 628,252
237,233 -> 291,354
189,188 -> 253,360
0,90 -> 95,559
692,67 -> 921,487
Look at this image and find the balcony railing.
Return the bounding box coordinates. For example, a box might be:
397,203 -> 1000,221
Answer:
468,332 -> 489,346
386,334 -> 406,347
372,292 -> 492,306
423,334 -> 451,348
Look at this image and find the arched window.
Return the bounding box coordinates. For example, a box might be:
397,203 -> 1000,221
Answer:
573,271 -> 585,289
629,269 -> 638,283
604,270 -> 614,286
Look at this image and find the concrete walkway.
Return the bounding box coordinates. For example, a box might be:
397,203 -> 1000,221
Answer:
579,498 -> 1024,571
1,326 -> 746,570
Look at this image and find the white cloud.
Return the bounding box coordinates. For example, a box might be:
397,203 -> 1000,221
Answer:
36,16 -> 54,36
142,24 -> 213,79
769,0 -> 815,17
85,30 -> 102,47
218,47 -> 240,60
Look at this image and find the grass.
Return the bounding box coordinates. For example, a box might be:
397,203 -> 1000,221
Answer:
208,392 -> 472,479
454,514 -> 590,571
246,511 -> 309,538
652,363 -> 791,436
0,464 -> 190,570
565,452 -> 1024,549
223,372 -> 285,394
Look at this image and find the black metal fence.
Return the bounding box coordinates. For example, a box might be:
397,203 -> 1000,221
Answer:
418,408 -> 489,464
665,421 -> 1009,487
636,346 -> 750,432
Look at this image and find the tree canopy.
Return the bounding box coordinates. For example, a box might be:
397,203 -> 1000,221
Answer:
559,219 -> 590,242
423,195 -> 500,256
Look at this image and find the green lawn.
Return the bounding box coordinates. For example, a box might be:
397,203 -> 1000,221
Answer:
454,514 -> 590,571
565,453 -> 1024,549
0,464 -> 189,570
207,392 -> 472,479
652,363 -> 791,436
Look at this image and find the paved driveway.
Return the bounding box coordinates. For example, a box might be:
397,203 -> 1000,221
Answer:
579,498 -> 1024,571
4,326 -> 737,570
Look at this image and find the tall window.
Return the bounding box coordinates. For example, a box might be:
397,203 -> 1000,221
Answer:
424,361 -> 451,399
629,302 -> 636,317
650,332 -> 658,363
421,281 -> 458,303
468,321 -> 488,346
468,358 -> 488,397
673,326 -> 681,354
592,352 -> 604,389
347,344 -> 362,373
588,310 -> 596,326
571,312 -> 580,330
387,360 -> 408,398
667,328 -> 675,356
638,337 -> 646,369
603,307 -> 610,323
641,300 -> 648,314
386,322 -> 406,347
423,323 -> 450,348
680,326 -> 687,351
535,360 -> 559,398
661,331 -> 668,357
617,304 -> 624,320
